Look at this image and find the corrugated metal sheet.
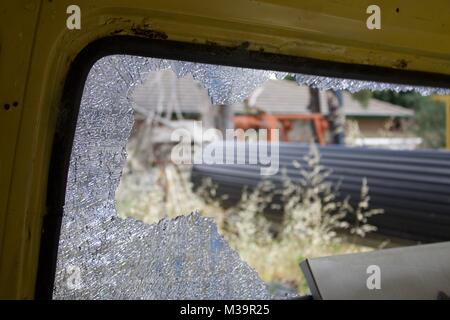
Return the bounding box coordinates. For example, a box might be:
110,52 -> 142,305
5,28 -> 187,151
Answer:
191,143 -> 450,242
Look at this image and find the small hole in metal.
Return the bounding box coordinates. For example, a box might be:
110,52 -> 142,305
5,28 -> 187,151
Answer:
4,104 -> 10,110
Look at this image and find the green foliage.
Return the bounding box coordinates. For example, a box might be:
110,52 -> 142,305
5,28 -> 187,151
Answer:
371,90 -> 445,149
351,90 -> 372,108
283,74 -> 296,82
411,98 -> 446,149
372,90 -> 422,109
351,89 -> 446,149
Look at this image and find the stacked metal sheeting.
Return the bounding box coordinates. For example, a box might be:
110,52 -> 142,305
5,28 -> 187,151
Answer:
191,143 -> 450,242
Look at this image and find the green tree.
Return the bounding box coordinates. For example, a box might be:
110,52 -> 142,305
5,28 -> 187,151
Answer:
352,90 -> 446,149
351,90 -> 372,108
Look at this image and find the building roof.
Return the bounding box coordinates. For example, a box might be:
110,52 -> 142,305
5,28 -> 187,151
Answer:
341,92 -> 415,117
131,71 -> 414,118
234,79 -> 415,118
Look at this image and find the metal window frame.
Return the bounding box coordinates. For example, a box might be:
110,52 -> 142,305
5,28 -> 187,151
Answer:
37,35 -> 450,299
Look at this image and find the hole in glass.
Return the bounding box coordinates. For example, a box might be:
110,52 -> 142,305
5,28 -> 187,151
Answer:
52,54 -> 450,299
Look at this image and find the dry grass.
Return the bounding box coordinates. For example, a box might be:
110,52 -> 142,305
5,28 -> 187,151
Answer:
115,145 -> 383,295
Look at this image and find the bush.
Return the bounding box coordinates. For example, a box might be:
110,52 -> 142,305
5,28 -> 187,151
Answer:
216,144 -> 383,294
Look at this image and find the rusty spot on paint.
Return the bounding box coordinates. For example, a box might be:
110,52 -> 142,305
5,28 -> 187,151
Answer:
104,17 -> 132,25
130,25 -> 168,40
110,29 -> 124,35
204,40 -> 219,47
394,59 -> 408,69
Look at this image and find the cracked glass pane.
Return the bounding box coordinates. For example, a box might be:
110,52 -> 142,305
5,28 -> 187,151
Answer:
54,212 -> 269,299
53,55 -> 273,299
53,53 -> 449,300
294,74 -> 450,95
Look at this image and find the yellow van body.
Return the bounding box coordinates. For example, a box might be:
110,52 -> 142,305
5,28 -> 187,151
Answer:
1,0 -> 450,299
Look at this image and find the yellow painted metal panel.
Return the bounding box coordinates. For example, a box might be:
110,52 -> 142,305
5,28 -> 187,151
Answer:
433,95 -> 450,149
0,0 -> 42,299
1,0 -> 450,299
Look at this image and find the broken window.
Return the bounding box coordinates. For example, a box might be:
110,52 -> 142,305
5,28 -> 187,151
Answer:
53,56 -> 282,299
53,53 -> 450,299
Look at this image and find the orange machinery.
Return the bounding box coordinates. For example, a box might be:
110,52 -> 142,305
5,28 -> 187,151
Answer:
234,113 -> 328,144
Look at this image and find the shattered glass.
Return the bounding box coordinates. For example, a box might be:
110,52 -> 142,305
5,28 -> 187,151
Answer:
53,55 -> 271,299
176,63 -> 285,105
53,53 -> 448,299
100,54 -> 450,98
54,212 -> 270,299
88,55 -> 286,106
294,74 -> 450,95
